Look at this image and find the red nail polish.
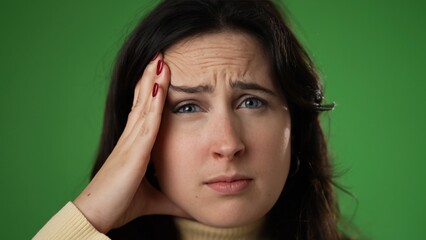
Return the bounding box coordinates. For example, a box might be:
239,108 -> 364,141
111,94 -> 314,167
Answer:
152,83 -> 159,97
156,59 -> 163,75
151,52 -> 159,61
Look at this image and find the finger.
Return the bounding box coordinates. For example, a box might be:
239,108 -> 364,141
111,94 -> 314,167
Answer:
127,59 -> 170,158
131,80 -> 141,110
134,54 -> 164,111
132,53 -> 161,110
150,58 -> 170,115
121,54 -> 163,140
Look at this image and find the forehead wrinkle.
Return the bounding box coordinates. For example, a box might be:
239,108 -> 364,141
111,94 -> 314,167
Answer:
167,33 -> 257,61
166,56 -> 253,88
164,31 -> 268,89
168,45 -> 254,68
165,51 -> 201,85
164,54 -> 186,75
173,33 -> 257,53
168,78 -> 274,96
185,46 -> 255,68
185,45 -> 255,56
197,57 -> 253,73
167,48 -> 254,80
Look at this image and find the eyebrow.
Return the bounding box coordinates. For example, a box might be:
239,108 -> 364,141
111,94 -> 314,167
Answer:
169,80 -> 275,95
230,81 -> 275,95
169,84 -> 214,93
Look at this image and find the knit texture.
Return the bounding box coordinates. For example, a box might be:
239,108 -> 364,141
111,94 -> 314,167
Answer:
34,202 -> 264,239
175,217 -> 263,240
33,202 -> 109,240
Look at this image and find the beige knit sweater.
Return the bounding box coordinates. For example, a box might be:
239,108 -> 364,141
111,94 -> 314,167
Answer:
33,202 -> 263,240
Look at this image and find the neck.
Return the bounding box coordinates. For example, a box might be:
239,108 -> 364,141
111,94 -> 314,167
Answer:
174,217 -> 264,240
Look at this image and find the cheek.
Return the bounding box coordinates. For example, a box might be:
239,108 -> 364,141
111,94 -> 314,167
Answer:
244,113 -> 291,190
244,111 -> 291,160
151,120 -> 202,192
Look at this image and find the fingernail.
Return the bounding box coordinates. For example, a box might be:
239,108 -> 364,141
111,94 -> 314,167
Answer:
152,83 -> 159,97
156,59 -> 163,75
151,52 -> 159,61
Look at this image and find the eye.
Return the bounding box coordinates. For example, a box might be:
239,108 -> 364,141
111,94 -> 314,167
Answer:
238,97 -> 265,109
174,103 -> 201,114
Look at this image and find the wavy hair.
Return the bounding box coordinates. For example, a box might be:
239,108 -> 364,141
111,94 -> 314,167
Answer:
92,0 -> 343,239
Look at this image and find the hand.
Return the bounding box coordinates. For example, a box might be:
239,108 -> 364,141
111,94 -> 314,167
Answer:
73,54 -> 188,233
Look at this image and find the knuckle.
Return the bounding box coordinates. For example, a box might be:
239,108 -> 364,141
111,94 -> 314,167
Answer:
138,125 -> 150,137
143,61 -> 158,76
129,108 -> 148,119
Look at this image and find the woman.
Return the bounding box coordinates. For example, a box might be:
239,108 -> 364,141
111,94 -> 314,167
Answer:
35,0 -> 343,239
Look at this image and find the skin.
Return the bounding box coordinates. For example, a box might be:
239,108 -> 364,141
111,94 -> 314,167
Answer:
74,53 -> 185,233
152,31 -> 291,227
73,31 -> 291,233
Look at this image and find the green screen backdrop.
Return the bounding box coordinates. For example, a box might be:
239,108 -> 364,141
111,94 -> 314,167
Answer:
1,0 -> 425,239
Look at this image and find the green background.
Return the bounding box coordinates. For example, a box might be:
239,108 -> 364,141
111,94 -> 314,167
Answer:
1,0 -> 425,239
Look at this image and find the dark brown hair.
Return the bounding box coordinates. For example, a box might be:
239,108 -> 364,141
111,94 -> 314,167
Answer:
92,0 -> 343,239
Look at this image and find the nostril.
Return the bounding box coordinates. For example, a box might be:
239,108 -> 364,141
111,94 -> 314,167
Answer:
212,141 -> 245,160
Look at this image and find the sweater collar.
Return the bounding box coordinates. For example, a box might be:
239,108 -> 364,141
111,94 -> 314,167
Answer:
174,217 -> 264,240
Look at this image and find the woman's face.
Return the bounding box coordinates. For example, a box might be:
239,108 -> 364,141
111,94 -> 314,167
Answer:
152,31 -> 291,227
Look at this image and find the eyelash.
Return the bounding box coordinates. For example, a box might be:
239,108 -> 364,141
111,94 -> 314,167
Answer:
172,96 -> 267,114
173,103 -> 201,114
239,97 -> 265,109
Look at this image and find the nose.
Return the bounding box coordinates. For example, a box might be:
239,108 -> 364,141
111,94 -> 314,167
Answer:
209,112 -> 245,160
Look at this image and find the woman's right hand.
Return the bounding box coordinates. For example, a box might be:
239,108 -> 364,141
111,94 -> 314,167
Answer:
73,53 -> 188,233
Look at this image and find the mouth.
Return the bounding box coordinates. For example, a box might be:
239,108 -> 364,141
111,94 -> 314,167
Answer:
204,175 -> 253,195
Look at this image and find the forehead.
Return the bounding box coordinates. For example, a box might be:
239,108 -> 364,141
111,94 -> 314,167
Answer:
166,31 -> 262,60
164,31 -> 272,87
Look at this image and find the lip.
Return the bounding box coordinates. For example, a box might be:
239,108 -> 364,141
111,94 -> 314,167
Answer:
205,174 -> 253,195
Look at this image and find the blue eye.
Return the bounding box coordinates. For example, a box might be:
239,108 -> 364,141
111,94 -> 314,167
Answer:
239,97 -> 265,109
175,104 -> 200,114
